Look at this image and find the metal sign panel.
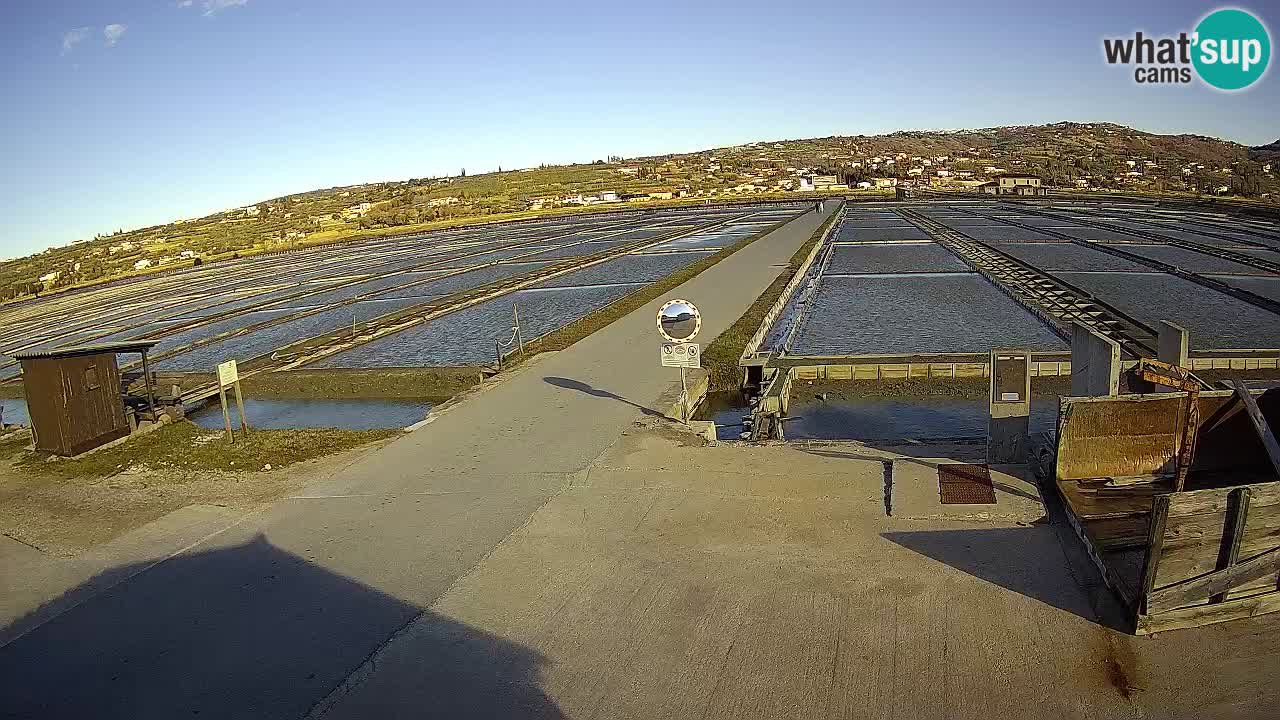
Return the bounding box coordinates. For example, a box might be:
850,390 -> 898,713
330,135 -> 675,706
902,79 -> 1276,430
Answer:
217,359 -> 239,388
660,342 -> 700,369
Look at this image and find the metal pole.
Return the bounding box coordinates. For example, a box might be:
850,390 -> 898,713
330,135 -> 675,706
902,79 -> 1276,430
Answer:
495,339 -> 502,370
679,366 -> 688,423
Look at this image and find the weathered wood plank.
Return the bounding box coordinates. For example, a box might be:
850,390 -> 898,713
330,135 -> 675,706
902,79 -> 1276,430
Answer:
1138,585 -> 1280,634
1211,488 -> 1252,604
1230,377 -> 1280,479
1148,546 -> 1280,614
1155,502 -> 1280,588
1139,495 -> 1170,614
1165,480 -> 1280,518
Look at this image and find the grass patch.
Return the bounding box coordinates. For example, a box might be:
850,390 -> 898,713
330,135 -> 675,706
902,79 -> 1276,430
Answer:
701,209 -> 841,391
16,421 -> 397,478
0,431 -> 30,461
502,211 -> 799,361
240,368 -> 476,400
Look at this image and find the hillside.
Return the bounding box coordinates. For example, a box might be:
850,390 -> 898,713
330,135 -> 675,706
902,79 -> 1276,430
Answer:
1250,140 -> 1280,164
4,121 -> 1277,302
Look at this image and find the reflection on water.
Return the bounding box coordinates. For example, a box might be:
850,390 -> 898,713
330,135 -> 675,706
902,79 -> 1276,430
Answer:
0,397 -> 30,426
784,398 -> 1059,441
189,398 -> 433,430
698,391 -> 1058,441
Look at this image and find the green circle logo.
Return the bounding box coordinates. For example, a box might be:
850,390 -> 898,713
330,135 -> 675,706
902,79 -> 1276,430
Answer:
1193,8 -> 1271,90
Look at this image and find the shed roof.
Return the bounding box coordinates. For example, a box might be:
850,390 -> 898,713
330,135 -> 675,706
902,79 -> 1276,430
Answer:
12,340 -> 160,361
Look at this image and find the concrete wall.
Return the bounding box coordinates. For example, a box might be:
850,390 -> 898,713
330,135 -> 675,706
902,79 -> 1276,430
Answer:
1158,321 -> 1190,368
1071,323 -> 1120,397
791,360 -> 1070,382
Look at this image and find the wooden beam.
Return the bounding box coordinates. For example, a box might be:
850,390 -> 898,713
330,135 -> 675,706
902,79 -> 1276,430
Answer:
1177,391 -> 1199,492
1138,494 -> 1171,615
1147,545 -> 1280,614
1212,488 -> 1252,604
1229,377 -> 1280,478
1138,589 -> 1280,634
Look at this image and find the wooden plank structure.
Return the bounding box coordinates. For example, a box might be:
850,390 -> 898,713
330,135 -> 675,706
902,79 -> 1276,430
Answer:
13,341 -> 159,456
1054,385 -> 1280,633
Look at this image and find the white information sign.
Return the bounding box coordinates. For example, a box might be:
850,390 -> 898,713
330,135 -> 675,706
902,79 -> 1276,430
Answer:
217,359 -> 239,388
660,342 -> 700,369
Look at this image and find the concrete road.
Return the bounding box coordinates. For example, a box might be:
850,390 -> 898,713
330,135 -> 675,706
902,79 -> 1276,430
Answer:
0,202 -> 839,719
317,430 -> 1280,720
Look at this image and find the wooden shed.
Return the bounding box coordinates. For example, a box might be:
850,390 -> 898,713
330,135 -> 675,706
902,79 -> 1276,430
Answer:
14,341 -> 158,456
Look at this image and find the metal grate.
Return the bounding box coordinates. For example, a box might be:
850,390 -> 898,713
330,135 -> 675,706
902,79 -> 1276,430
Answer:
938,463 -> 996,505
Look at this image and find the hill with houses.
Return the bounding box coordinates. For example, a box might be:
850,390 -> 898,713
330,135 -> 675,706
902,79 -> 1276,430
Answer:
4,121 -> 1277,302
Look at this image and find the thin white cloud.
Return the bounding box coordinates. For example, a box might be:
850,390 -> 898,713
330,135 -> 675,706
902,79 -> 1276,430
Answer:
61,27 -> 91,54
176,0 -> 194,7
104,24 -> 128,47
199,0 -> 248,15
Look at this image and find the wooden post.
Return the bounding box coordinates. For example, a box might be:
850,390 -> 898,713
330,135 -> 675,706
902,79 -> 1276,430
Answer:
140,350 -> 157,421
1138,494 -> 1171,616
233,379 -> 250,440
1211,488 -> 1252,604
1229,377 -> 1280,479
513,303 -> 524,355
218,384 -> 234,444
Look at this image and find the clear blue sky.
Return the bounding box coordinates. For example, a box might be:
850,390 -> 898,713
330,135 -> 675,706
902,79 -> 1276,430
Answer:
2,0 -> 1277,257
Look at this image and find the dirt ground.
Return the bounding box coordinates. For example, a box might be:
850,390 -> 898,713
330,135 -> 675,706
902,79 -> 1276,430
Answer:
0,424 -> 396,557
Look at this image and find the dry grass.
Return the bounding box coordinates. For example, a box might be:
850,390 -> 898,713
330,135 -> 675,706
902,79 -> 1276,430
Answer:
1,422 -> 397,555
16,421 -> 398,479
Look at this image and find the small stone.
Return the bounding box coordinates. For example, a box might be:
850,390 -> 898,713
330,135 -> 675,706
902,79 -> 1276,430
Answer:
263,464 -> 272,471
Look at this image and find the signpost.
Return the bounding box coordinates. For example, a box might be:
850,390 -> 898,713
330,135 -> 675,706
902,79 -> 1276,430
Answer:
657,299 -> 702,422
216,359 -> 250,444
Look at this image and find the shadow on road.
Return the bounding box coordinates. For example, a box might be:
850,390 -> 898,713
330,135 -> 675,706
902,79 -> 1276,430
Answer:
0,534 -> 562,719
543,376 -> 663,418
882,526 -> 1129,632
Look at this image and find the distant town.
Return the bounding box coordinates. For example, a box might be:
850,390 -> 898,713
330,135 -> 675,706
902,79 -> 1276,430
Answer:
4,121 -> 1277,302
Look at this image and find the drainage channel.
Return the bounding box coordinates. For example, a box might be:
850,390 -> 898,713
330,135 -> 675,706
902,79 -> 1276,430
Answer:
898,208 -> 1157,357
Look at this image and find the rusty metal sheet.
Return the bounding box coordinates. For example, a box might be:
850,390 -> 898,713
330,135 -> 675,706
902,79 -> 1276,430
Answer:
939,463 -> 996,505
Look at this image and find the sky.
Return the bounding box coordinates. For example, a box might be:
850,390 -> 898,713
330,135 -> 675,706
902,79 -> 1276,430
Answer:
2,0 -> 1277,257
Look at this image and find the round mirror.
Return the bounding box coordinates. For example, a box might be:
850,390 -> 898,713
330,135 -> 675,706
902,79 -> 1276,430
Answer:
657,299 -> 701,342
